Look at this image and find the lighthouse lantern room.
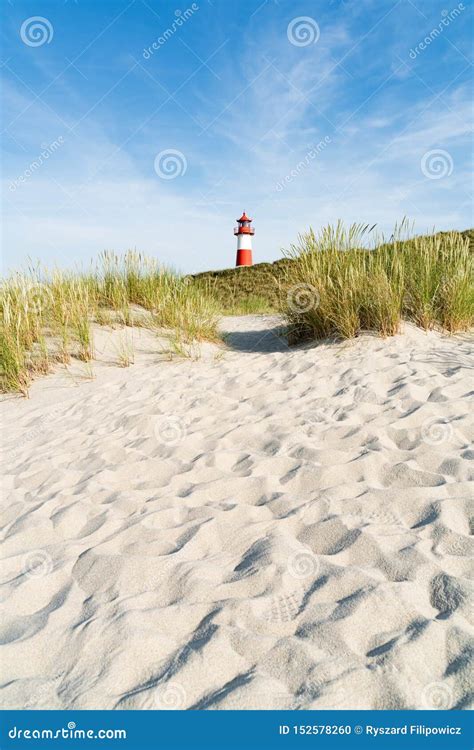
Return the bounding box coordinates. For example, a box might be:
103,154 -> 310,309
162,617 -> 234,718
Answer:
234,211 -> 255,267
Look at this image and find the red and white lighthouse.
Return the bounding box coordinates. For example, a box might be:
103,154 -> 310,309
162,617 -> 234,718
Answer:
234,211 -> 254,267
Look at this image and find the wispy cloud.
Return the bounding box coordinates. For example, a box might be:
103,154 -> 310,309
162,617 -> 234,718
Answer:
1,0 -> 472,273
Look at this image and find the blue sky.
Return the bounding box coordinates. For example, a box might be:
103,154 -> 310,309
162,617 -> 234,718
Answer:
1,0 -> 472,273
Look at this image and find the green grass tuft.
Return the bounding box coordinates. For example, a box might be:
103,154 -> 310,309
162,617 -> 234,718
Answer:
281,222 -> 473,342
1,227 -> 472,396
0,252 -> 218,395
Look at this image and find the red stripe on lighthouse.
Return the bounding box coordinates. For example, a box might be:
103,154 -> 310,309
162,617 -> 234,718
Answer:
236,248 -> 253,266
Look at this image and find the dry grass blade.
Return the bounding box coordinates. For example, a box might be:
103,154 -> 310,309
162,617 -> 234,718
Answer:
282,222 -> 473,343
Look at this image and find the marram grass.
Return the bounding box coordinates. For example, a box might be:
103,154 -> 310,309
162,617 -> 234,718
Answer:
0,251 -> 219,396
1,227 -> 472,396
282,221 -> 473,342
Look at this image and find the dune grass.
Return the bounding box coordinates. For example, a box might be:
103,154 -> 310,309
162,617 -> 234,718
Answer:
1,226 -> 472,395
0,252 -> 219,396
282,222 -> 473,342
189,261 -> 290,314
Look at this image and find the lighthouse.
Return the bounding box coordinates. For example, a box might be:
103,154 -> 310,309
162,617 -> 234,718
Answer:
234,211 -> 254,267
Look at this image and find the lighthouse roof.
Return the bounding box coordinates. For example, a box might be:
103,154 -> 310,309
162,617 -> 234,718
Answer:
237,211 -> 252,222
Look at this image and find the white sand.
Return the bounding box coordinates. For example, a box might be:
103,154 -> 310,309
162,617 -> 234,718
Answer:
1,315 -> 473,710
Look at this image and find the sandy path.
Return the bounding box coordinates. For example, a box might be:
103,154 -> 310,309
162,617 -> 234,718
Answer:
1,315 -> 473,710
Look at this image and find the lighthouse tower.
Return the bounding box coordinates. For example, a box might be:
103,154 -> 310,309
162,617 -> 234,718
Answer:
234,211 -> 254,267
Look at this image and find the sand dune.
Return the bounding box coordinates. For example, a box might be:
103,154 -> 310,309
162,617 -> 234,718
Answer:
1,315 -> 473,711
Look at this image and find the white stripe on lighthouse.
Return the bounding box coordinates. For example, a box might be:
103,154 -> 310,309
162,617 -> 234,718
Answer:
237,234 -> 252,251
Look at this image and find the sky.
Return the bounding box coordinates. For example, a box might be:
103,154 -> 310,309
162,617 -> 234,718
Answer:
1,0 -> 473,274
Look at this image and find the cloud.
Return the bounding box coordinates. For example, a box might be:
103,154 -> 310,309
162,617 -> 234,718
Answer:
2,1 -> 472,274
